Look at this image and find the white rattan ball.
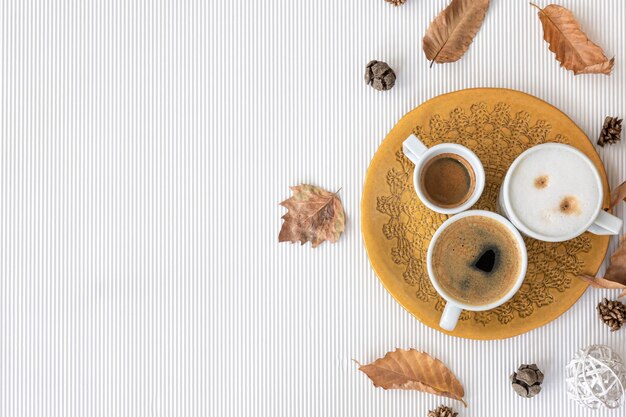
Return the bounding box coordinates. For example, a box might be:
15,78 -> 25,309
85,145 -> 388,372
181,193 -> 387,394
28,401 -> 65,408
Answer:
565,345 -> 626,409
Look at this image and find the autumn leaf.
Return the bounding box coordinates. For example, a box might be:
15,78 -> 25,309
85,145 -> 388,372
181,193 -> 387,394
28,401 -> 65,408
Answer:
610,181 -> 626,210
579,236 -> 626,299
355,348 -> 466,406
531,3 -> 614,75
423,0 -> 490,67
580,182 -> 626,298
278,184 -> 345,248
579,275 -> 626,298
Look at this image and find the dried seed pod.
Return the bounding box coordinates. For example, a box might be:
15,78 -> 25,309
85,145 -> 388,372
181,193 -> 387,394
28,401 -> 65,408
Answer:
364,60 -> 396,91
597,298 -> 626,331
597,116 -> 622,147
511,364 -> 544,398
427,405 -> 457,417
385,0 -> 407,5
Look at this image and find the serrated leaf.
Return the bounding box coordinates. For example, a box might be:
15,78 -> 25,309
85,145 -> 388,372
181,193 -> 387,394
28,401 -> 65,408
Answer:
355,348 -> 466,406
278,184 -> 345,248
532,3 -> 614,75
423,0 -> 490,67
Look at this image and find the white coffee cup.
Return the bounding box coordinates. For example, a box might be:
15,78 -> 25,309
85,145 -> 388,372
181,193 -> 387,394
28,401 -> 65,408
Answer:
498,143 -> 622,242
426,210 -> 528,331
403,135 -> 485,215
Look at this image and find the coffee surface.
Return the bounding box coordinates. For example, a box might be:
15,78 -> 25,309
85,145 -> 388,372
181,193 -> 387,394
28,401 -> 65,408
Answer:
508,147 -> 599,238
432,216 -> 522,306
420,153 -> 475,208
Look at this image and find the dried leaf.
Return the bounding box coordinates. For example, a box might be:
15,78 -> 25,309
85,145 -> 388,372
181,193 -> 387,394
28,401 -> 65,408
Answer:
355,348 -> 466,406
603,236 -> 626,287
578,274 -> 626,290
423,0 -> 490,67
580,182 -> 626,295
578,235 -> 626,293
580,275 -> 626,299
532,3 -> 614,75
610,181 -> 626,210
278,184 -> 345,248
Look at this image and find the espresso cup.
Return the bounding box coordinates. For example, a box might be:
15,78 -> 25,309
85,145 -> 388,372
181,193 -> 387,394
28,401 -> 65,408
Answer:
498,143 -> 622,242
403,135 -> 485,215
426,210 -> 528,331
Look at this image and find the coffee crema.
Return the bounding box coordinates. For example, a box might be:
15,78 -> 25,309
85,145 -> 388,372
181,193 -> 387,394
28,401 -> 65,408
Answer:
420,153 -> 475,208
431,216 -> 522,306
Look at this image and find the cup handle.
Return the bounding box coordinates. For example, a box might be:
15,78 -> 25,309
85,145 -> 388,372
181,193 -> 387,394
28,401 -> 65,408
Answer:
440,302 -> 462,331
402,135 -> 428,165
587,210 -> 623,235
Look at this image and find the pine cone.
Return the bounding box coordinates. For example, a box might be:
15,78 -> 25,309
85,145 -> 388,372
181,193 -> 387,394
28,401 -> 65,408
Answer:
427,405 -> 457,417
364,60 -> 396,91
597,116 -> 622,147
597,298 -> 626,331
385,0 -> 406,5
510,364 -> 543,398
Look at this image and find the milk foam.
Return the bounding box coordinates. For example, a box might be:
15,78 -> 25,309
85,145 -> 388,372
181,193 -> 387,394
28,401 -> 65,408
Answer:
508,146 -> 600,238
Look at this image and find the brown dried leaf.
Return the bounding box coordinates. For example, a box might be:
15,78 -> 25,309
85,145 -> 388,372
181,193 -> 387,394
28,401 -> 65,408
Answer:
603,235 -> 626,287
579,274 -> 626,300
578,274 -> 626,290
578,235 -> 626,292
610,181 -> 626,210
355,348 -> 466,406
532,3 -> 614,75
580,182 -> 626,294
278,184 -> 345,248
423,0 -> 490,67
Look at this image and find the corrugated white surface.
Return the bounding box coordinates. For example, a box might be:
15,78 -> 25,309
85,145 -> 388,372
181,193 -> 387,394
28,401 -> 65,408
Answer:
1,0 -> 625,416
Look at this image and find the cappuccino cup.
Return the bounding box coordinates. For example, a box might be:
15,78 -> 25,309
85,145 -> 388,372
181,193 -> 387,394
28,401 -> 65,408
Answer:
427,210 -> 528,331
403,135 -> 485,215
498,143 -> 622,242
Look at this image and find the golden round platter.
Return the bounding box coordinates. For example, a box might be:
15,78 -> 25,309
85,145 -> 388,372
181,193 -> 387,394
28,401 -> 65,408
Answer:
361,88 -> 610,340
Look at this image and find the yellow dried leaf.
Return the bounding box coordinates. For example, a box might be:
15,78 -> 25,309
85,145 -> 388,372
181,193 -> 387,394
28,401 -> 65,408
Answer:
532,3 -> 614,75
355,348 -> 466,406
278,184 -> 345,248
423,0 -> 490,67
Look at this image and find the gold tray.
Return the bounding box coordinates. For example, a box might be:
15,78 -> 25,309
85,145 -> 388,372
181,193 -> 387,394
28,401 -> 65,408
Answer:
361,88 -> 610,340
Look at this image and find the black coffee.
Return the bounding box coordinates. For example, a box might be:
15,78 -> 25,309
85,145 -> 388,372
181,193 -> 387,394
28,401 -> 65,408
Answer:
431,216 -> 522,306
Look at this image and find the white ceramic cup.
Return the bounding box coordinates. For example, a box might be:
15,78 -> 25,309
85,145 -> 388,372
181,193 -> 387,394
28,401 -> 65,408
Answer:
426,210 -> 528,331
498,143 -> 622,242
403,135 -> 485,215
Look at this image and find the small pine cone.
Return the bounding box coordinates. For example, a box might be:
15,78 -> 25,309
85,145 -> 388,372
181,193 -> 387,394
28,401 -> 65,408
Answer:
385,0 -> 407,5
597,298 -> 626,331
510,364 -> 544,398
427,405 -> 457,417
364,60 -> 396,91
597,116 -> 622,147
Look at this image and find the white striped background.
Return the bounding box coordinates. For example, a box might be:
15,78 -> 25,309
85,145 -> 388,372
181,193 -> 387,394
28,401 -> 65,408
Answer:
1,0 -> 625,416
